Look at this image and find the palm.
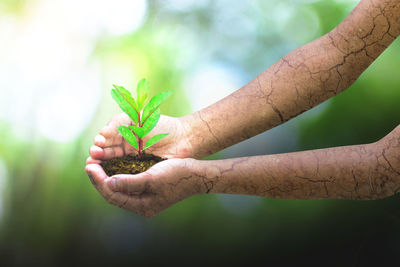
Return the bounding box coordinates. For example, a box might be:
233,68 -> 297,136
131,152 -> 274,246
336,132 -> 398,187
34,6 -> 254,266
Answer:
85,158 -> 199,217
88,113 -> 191,163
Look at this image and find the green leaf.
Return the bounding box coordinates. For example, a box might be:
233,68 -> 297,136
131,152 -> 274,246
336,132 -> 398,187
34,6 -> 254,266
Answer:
111,86 -> 139,125
117,126 -> 138,150
136,78 -> 149,110
129,126 -> 144,139
141,108 -> 161,137
112,84 -> 139,111
142,91 -> 173,122
143,133 -> 168,151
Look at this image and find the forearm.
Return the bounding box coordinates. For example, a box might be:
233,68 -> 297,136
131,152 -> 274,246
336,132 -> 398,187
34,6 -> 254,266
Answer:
183,0 -> 400,159
192,125 -> 400,200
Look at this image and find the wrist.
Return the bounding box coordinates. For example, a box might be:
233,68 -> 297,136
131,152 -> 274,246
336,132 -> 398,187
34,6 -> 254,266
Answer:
179,113 -> 203,159
180,111 -> 221,159
188,158 -> 222,194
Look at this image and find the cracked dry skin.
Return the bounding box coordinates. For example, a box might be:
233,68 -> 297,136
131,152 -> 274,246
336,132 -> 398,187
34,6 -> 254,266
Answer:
190,125 -> 400,200
87,0 -> 400,217
184,0 -> 400,159
98,125 -> 400,218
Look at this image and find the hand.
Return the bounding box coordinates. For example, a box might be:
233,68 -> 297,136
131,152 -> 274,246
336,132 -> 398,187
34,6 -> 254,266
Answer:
87,113 -> 193,164
85,158 -> 203,217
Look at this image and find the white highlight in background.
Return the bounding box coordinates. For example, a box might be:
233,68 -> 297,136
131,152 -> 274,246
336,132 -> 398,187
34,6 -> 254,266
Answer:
0,0 -> 148,142
36,66 -> 102,142
184,64 -> 243,112
57,0 -> 148,36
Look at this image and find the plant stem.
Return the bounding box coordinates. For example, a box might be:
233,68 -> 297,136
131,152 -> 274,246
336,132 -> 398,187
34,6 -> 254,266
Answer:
137,111 -> 142,158
138,138 -> 143,158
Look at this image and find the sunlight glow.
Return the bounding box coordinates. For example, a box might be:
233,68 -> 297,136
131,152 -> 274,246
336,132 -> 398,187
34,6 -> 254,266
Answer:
164,0 -> 209,12
36,66 -> 102,142
55,0 -> 148,36
184,64 -> 244,112
100,0 -> 147,35
0,0 -> 148,142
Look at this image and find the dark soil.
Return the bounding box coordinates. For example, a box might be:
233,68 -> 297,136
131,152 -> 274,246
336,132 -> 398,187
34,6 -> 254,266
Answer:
100,153 -> 165,176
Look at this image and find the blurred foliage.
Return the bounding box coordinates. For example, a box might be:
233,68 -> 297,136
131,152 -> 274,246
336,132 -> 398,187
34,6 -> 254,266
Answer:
95,30 -> 191,117
0,0 -> 399,266
0,0 -> 28,14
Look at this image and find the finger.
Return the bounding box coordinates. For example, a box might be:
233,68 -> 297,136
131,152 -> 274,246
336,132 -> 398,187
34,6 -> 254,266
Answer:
99,121 -> 119,138
98,129 -> 124,148
89,145 -> 104,159
102,146 -> 125,160
85,164 -> 112,197
101,132 -> 124,147
106,172 -> 153,195
94,134 -> 106,147
106,134 -> 123,147
99,114 -> 131,138
102,143 -> 137,160
86,156 -> 102,165
85,164 -> 130,207
104,189 -> 130,207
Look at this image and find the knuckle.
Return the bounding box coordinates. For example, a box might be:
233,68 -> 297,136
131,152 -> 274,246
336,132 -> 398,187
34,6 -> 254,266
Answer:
111,177 -> 120,189
112,177 -> 128,192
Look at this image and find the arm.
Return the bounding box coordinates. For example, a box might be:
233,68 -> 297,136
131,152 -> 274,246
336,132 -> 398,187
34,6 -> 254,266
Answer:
183,0 -> 400,158
89,0 -> 400,161
85,125 -> 400,217
193,126 -> 400,200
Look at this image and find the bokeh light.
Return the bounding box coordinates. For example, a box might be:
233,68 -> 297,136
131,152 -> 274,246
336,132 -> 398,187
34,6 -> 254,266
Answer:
184,64 -> 244,111
1,0 -> 399,265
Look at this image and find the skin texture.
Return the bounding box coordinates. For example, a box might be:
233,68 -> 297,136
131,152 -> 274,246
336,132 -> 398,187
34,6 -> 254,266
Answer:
185,0 -> 400,158
87,125 -> 400,217
86,0 -> 400,217
87,113 -> 192,163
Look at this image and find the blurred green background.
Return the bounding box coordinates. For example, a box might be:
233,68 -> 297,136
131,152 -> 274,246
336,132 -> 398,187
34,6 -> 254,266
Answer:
0,0 -> 399,266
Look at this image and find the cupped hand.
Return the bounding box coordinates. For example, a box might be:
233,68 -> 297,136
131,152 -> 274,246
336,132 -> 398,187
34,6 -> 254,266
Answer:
87,113 -> 193,164
85,158 -> 204,217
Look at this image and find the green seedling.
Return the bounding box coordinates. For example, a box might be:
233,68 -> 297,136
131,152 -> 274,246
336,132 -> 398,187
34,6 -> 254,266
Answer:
111,78 -> 173,158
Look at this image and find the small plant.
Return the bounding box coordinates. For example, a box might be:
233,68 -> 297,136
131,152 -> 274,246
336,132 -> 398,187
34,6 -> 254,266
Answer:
111,78 -> 173,158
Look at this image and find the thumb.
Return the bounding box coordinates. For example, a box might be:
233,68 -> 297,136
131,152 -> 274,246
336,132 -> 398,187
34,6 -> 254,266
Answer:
85,163 -> 115,200
106,172 -> 153,195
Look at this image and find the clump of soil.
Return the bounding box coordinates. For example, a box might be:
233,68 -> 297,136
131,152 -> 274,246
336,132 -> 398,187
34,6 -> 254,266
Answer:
101,153 -> 165,176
